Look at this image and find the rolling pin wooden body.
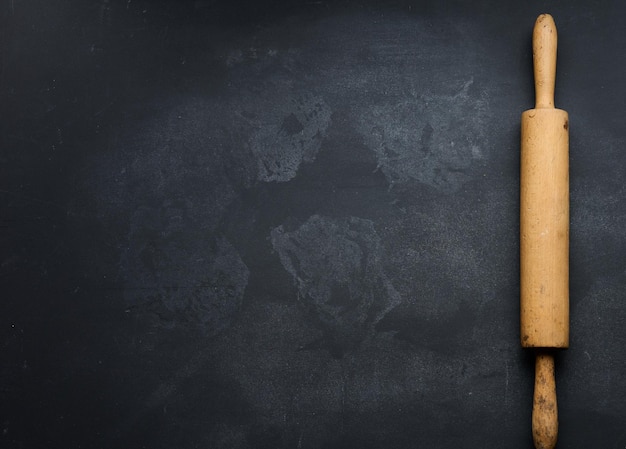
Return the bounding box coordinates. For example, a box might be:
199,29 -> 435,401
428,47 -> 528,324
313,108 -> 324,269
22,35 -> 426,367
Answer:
520,14 -> 569,449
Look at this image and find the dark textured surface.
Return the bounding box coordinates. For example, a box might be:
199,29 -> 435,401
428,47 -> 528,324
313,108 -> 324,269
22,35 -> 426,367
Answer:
2,1 -> 626,448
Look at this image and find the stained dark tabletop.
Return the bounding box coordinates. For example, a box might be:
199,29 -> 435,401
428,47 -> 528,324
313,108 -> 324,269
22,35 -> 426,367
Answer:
2,1 -> 626,448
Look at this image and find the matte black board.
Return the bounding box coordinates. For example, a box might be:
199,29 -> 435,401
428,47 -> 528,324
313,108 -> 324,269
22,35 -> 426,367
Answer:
2,1 -> 626,448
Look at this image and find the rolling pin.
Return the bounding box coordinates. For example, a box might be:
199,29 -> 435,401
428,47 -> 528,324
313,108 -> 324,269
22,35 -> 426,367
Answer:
520,14 -> 569,449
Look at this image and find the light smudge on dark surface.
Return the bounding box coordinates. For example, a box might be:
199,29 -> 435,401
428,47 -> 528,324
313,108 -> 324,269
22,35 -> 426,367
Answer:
121,206 -> 249,333
357,79 -> 488,192
271,215 -> 401,357
239,92 -> 332,183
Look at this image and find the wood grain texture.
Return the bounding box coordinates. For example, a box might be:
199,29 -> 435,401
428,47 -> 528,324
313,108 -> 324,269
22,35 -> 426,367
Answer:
520,13 -> 569,349
520,13 -> 569,449
520,107 -> 569,348
532,353 -> 558,449
533,14 -> 558,109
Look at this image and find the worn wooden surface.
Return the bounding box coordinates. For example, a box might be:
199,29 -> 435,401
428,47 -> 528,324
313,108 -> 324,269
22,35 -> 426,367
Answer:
521,15 -> 568,449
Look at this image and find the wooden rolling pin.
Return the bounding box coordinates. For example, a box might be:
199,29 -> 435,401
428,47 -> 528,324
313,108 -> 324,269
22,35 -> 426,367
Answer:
520,14 -> 569,449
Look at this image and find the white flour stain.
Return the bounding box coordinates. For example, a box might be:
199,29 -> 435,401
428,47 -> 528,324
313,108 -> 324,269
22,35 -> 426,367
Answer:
121,204 -> 249,334
271,215 -> 401,355
236,92 -> 332,183
357,79 -> 488,192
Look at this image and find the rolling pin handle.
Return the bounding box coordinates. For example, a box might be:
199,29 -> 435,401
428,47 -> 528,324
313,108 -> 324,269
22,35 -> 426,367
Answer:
532,352 -> 558,449
533,14 -> 558,109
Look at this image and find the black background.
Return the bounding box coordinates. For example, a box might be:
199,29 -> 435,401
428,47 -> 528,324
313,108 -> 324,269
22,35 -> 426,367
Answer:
2,1 -> 626,448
